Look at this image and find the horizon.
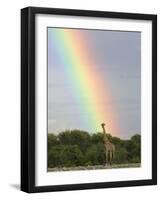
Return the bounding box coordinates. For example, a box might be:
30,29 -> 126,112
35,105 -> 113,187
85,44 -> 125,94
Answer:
48,129 -> 141,140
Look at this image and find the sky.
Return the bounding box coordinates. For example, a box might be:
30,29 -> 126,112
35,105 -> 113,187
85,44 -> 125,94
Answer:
48,27 -> 141,139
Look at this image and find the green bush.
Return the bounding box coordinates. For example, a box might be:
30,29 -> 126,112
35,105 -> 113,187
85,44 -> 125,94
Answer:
48,131 -> 141,168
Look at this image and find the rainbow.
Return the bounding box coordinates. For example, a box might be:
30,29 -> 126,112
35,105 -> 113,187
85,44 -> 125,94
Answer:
48,28 -> 120,136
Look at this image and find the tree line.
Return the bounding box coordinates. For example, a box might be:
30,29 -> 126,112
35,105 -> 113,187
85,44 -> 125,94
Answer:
48,130 -> 141,168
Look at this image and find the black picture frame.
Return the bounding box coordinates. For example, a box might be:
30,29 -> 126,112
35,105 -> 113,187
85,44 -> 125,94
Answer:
21,6 -> 157,193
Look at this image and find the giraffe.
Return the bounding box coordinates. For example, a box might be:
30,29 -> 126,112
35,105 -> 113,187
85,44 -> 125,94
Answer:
101,123 -> 115,166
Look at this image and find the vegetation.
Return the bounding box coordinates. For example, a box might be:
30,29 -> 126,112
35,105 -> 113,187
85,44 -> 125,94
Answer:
48,130 -> 141,169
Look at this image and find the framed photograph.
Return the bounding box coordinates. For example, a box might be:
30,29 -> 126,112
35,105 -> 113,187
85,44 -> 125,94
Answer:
21,7 -> 157,193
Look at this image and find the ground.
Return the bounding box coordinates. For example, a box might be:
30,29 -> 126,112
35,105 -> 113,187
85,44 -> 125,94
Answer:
48,163 -> 141,172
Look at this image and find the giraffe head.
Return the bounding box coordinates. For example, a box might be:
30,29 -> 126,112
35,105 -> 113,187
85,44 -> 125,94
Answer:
101,123 -> 106,134
101,123 -> 105,128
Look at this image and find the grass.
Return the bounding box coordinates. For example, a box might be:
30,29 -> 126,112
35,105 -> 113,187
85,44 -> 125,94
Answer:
48,163 -> 141,172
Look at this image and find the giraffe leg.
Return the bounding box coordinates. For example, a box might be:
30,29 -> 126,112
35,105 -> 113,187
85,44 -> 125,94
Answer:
106,151 -> 108,166
108,151 -> 110,166
112,151 -> 114,163
109,151 -> 112,166
111,152 -> 113,165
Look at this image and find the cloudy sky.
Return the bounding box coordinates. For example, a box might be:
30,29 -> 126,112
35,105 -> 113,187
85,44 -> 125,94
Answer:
48,28 -> 141,139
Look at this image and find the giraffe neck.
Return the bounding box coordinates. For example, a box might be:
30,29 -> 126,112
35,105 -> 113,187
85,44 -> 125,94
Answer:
102,125 -> 110,144
101,124 -> 112,146
102,127 -> 106,135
